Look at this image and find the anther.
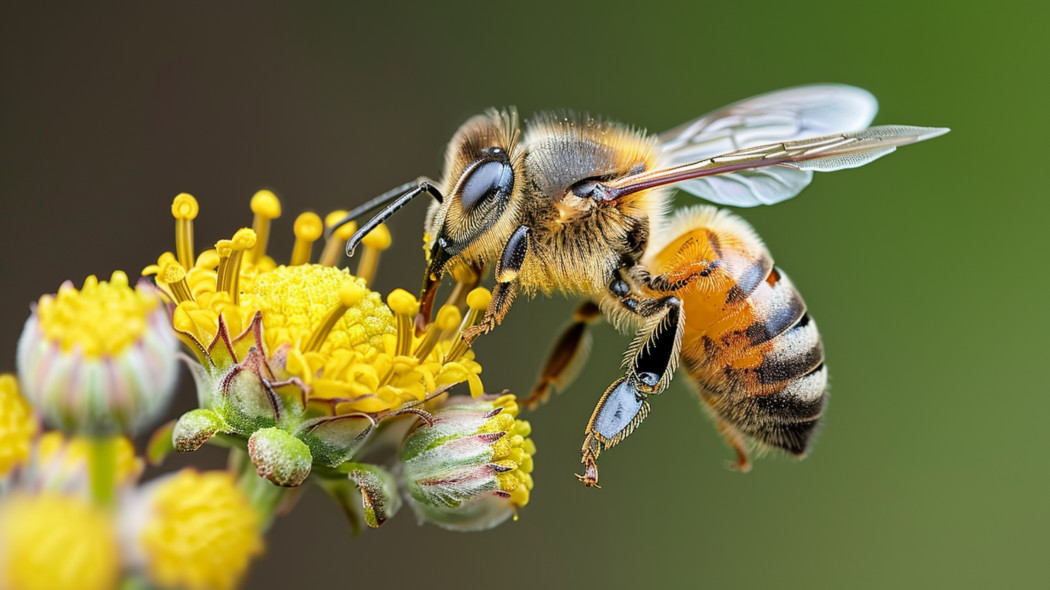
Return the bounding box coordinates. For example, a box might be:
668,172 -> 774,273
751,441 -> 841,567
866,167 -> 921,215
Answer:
445,288 -> 491,362
387,289 -> 419,357
290,212 -> 324,266
159,261 -> 194,304
356,224 -> 391,288
248,190 -> 281,264
320,211 -> 357,267
171,193 -> 199,269
303,282 -> 366,353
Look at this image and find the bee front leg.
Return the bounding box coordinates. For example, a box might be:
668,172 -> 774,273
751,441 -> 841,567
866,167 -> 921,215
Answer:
578,294 -> 685,487
462,225 -> 530,343
524,300 -> 601,410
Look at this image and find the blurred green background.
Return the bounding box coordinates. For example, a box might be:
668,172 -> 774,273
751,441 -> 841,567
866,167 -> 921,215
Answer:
1,1 -> 1046,589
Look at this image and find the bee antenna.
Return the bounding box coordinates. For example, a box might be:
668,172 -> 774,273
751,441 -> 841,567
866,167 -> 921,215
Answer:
344,181 -> 444,258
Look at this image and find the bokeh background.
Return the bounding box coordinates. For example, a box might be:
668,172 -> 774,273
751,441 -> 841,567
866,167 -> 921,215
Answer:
2,2 -> 1047,589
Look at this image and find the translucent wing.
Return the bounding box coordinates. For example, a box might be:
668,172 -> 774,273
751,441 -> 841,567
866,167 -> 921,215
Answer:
658,84 -> 881,206
595,126 -> 950,203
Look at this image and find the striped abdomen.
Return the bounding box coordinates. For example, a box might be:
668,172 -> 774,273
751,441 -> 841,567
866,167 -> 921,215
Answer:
644,206 -> 828,456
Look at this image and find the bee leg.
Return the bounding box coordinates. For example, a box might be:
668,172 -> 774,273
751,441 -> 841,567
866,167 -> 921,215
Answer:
577,375 -> 650,487
523,300 -> 601,410
462,225 -> 531,343
577,296 -> 684,487
711,411 -> 752,473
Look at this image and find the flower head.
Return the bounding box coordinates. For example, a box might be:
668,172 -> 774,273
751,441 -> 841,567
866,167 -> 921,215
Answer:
147,193 -> 489,486
401,394 -> 536,531
16,271 -> 179,435
0,493 -> 120,590
129,469 -> 263,590
0,375 -> 37,478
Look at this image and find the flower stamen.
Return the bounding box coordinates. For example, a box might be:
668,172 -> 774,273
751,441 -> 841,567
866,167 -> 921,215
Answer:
320,211 -> 356,267
414,305 -> 461,361
356,224 -> 391,288
159,261 -> 193,304
387,289 -> 419,357
215,229 -> 257,305
290,212 -> 324,266
445,288 -> 491,362
171,193 -> 199,269
248,190 -> 282,264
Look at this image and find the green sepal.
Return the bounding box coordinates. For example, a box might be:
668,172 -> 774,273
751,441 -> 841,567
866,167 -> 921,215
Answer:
295,413 -> 376,467
342,462 -> 401,528
172,409 -> 229,452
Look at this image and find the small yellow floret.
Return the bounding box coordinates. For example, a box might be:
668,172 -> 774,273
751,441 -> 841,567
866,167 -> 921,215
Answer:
0,375 -> 36,477
466,287 -> 492,311
35,271 -> 159,357
293,212 -> 324,242
361,223 -> 392,250
140,470 -> 263,590
230,228 -> 257,251
36,432 -> 140,485
171,193 -> 199,220
0,493 -> 120,590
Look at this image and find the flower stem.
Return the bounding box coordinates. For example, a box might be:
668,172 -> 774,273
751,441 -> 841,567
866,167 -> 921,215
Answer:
88,435 -> 118,507
230,447 -> 286,529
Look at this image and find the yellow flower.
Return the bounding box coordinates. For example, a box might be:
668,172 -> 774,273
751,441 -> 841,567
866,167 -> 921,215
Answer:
0,493 -> 120,590
151,192 -> 490,487
0,375 -> 36,477
33,431 -> 141,491
136,469 -> 263,590
15,271 -> 180,435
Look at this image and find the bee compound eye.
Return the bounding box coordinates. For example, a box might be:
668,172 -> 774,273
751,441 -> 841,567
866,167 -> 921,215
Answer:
460,159 -> 514,214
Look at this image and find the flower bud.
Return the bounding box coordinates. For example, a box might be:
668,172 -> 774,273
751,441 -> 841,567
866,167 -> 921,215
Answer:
16,272 -> 179,435
400,394 -> 535,531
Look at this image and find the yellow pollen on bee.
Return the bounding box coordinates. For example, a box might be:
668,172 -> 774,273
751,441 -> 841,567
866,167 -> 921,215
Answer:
319,211 -> 356,267
171,193 -> 199,269
248,190 -> 281,263
356,223 -> 392,288
290,212 -> 324,266
387,289 -> 419,357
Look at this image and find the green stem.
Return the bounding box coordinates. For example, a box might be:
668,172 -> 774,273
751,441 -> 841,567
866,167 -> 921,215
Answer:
88,435 -> 118,508
230,447 -> 286,529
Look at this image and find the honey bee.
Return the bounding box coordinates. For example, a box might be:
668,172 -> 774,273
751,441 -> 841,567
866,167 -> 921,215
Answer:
336,84 -> 947,486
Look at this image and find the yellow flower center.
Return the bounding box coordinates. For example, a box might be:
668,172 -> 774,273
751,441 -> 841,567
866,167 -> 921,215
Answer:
0,493 -> 120,590
245,264 -> 393,358
0,375 -> 36,477
140,470 -> 263,590
34,271 -> 158,357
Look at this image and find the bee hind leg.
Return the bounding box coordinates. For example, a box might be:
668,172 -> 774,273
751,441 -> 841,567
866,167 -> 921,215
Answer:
523,300 -> 601,410
577,294 -> 685,487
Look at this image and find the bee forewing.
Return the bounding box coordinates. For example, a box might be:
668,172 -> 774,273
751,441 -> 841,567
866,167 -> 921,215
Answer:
605,125 -> 949,205
658,84 -> 879,163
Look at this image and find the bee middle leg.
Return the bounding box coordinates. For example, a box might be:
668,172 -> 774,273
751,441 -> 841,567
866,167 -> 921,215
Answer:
523,300 -> 602,410
578,292 -> 684,487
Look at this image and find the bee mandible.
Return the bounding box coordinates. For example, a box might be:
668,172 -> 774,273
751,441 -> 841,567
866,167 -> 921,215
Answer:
334,85 -> 948,486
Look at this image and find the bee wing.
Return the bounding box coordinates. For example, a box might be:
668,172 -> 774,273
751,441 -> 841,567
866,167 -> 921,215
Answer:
658,84 -> 881,206
599,125 -> 950,202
